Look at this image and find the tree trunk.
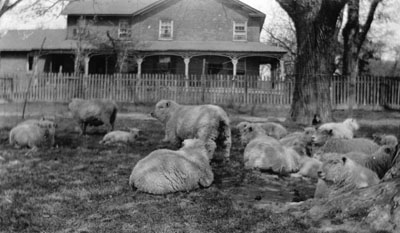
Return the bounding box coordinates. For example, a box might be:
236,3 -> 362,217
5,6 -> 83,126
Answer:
277,0 -> 346,124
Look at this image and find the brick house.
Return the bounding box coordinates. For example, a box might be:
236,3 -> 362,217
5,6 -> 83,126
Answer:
0,0 -> 286,78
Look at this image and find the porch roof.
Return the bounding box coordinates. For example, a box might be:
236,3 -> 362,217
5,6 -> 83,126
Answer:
135,40 -> 287,56
0,29 -> 89,52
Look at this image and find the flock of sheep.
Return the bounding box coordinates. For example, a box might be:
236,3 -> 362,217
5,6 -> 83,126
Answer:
6,98 -> 400,199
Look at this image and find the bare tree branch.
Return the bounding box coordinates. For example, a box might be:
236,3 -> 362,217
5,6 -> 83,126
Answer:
358,0 -> 383,51
0,0 -> 24,17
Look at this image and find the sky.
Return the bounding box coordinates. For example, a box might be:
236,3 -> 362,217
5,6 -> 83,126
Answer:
0,0 -> 399,60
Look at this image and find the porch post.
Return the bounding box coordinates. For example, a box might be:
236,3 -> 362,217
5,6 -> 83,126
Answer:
280,59 -> 285,80
84,55 -> 90,76
184,57 -> 191,88
231,58 -> 238,76
33,55 -> 39,75
136,58 -> 143,77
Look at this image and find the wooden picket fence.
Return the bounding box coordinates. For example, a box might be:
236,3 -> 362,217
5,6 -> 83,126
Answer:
0,73 -> 399,110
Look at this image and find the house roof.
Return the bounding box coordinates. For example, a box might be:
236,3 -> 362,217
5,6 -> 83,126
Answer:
62,0 -> 167,15
61,0 -> 265,17
0,29 -> 286,57
0,29 -> 83,51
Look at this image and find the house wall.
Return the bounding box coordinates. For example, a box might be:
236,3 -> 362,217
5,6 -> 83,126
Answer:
132,0 -> 261,42
66,0 -> 262,42
0,52 -> 28,76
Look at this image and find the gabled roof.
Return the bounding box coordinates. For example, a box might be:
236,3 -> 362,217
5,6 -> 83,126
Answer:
62,0 -> 164,15
0,29 -> 91,51
61,0 -> 265,18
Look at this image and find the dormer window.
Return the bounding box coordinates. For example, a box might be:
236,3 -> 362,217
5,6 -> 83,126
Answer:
118,20 -> 131,39
159,19 -> 173,40
233,21 -> 247,41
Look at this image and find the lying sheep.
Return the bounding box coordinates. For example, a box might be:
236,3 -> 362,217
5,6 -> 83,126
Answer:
317,118 -> 359,139
280,127 -> 316,156
372,133 -> 398,148
315,137 -> 380,156
236,121 -> 287,139
129,139 -> 214,194
9,123 -> 49,149
17,118 -> 57,147
99,128 -> 140,145
68,98 -> 118,135
150,99 -> 231,160
242,124 -> 301,174
314,156 -> 380,198
319,145 -> 396,179
291,156 -> 322,179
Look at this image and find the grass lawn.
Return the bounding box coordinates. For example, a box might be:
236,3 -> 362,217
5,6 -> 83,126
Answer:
1,105 -> 400,233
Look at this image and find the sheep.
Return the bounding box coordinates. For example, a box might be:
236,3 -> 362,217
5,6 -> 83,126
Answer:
99,128 -> 140,145
280,127 -> 316,156
372,133 -> 398,148
242,124 -> 302,174
17,118 -> 57,147
9,123 -> 49,149
318,145 -> 396,179
150,99 -> 231,161
68,98 -> 118,135
129,139 -> 214,195
236,121 -> 287,139
317,118 -> 360,139
315,137 -> 380,156
314,156 -> 380,198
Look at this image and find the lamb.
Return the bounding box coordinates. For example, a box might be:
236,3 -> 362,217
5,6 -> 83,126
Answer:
242,125 -> 301,174
129,139 -> 214,195
317,118 -> 360,139
150,99 -> 231,161
68,98 -> 118,135
236,121 -> 287,139
291,156 -> 323,179
9,123 -> 49,149
314,156 -> 380,199
99,128 -> 140,145
372,133 -> 398,148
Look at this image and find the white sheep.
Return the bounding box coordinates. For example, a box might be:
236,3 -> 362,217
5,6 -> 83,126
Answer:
317,118 -> 359,139
129,139 -> 214,194
17,118 -> 57,147
315,137 -> 380,156
236,121 -> 287,139
9,123 -> 49,149
99,128 -> 140,145
242,124 -> 302,174
150,99 -> 231,160
68,98 -> 118,135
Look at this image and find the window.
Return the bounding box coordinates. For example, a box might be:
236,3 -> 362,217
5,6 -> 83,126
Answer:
233,21 -> 247,41
118,20 -> 131,39
159,19 -> 173,40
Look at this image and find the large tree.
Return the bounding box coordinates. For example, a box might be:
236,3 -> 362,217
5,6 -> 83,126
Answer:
0,0 -> 24,17
276,0 -> 348,125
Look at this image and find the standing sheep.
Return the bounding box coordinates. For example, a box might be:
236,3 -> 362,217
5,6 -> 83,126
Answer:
68,98 -> 118,135
314,156 -> 380,198
9,123 -> 49,149
317,118 -> 359,139
99,128 -> 140,145
129,139 -> 214,194
150,99 -> 231,161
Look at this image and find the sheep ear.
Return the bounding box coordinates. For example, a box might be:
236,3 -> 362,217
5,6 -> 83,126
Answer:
166,101 -> 170,107
328,129 -> 333,135
384,146 -> 392,154
248,126 -> 253,132
342,157 -> 347,164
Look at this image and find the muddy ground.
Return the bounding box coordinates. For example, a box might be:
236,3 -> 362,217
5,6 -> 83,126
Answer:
1,103 -> 400,233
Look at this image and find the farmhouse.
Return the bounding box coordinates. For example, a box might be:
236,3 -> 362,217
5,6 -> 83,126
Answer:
0,0 -> 287,78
